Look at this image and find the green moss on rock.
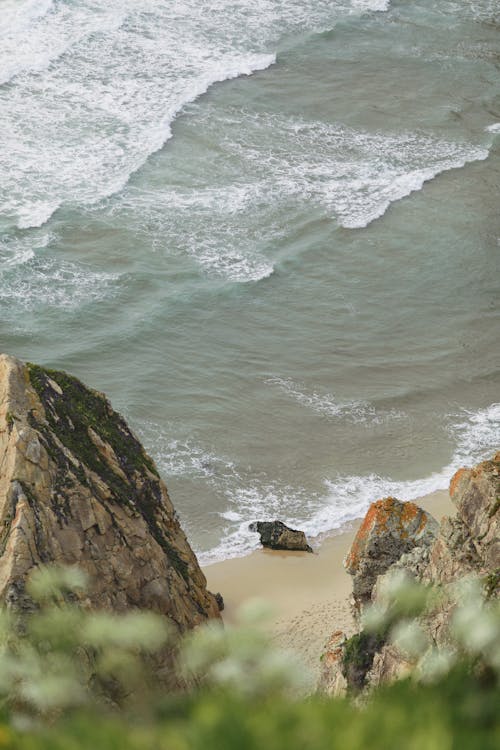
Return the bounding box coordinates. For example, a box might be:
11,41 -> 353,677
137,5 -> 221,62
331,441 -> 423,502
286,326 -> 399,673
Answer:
488,498 -> 500,519
342,630 -> 386,693
484,569 -> 500,600
26,363 -> 189,582
27,363 -> 158,481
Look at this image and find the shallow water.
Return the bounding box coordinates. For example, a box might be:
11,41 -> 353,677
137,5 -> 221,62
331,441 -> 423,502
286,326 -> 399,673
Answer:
1,0 -> 499,562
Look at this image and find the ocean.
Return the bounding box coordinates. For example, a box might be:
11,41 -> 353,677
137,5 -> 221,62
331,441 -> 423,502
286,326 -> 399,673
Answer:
1,0 -> 499,564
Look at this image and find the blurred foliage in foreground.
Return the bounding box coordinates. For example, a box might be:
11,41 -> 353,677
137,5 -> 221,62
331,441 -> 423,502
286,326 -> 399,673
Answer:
0,566 -> 497,749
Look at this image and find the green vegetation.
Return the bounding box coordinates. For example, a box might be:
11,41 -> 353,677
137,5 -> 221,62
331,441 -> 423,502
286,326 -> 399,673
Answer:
25,364 -> 189,581
485,569 -> 500,599
341,630 -> 385,692
3,672 -> 496,750
488,497 -> 500,518
26,363 -> 158,484
0,566 -> 496,749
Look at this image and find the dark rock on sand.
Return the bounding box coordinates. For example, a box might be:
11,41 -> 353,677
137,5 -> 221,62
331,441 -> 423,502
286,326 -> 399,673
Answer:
249,520 -> 313,552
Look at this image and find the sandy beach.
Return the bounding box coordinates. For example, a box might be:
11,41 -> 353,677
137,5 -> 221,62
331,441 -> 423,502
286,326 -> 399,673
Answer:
204,490 -> 456,679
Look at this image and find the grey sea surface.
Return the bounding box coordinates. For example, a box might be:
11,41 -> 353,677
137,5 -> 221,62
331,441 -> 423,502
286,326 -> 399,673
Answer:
1,0 -> 499,562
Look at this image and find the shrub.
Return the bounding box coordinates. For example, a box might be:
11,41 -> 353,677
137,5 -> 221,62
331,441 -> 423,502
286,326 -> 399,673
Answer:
0,566 -> 496,749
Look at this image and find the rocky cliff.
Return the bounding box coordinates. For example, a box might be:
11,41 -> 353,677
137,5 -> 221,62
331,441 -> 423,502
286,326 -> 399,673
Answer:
319,454 -> 500,695
0,354 -> 219,633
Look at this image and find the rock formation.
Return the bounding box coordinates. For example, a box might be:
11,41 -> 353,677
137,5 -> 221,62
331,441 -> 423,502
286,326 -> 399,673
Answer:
344,497 -> 438,614
0,354 -> 220,635
249,520 -> 313,552
318,630 -> 348,696
319,454 -> 500,696
423,457 -> 500,587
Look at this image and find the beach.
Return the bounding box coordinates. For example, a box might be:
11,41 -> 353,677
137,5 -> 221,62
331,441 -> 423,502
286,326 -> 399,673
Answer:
204,489 -> 455,679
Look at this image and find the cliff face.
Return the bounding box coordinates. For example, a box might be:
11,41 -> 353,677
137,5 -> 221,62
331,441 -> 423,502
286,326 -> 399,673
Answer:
319,454 -> 500,695
0,354 -> 219,630
423,456 -> 499,587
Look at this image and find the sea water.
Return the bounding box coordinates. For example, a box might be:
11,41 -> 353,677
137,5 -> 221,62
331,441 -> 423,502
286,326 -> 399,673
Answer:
1,0 -> 499,563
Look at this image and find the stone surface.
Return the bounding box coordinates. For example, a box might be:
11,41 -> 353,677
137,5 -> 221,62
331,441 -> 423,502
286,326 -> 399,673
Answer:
424,455 -> 500,586
214,592 -> 224,612
317,630 -> 348,697
0,354 -> 220,638
324,454 -> 500,694
344,497 -> 438,614
366,643 -> 414,689
249,520 -> 313,552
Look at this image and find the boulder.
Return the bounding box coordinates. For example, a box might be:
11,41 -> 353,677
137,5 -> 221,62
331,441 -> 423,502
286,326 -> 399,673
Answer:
249,520 -> 313,552
0,355 -> 220,643
344,497 -> 438,614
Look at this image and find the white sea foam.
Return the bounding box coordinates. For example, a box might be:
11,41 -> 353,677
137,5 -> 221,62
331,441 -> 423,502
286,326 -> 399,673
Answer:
0,232 -> 120,312
131,401 -> 500,565
0,1 -> 128,86
195,248 -> 275,283
135,421 -> 246,491
1,261 -> 119,311
0,0 -> 388,229
210,111 -> 490,230
299,402 -> 500,540
485,123 -> 500,133
352,0 -> 390,9
199,482 -> 321,565
0,231 -> 48,267
437,1 -> 500,23
107,182 -> 282,282
107,105 -> 490,284
165,402 -> 500,565
133,420 -> 318,563
266,377 -> 405,424
103,104 -> 489,282
145,434 -> 237,482
1,0 -> 54,35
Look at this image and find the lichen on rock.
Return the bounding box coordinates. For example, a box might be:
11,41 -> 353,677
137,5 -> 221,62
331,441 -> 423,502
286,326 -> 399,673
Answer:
424,454 -> 500,586
320,453 -> 500,696
344,497 -> 438,614
0,354 -> 220,653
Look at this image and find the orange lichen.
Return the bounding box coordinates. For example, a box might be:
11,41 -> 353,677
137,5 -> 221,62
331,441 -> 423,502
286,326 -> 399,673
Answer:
345,497 -> 430,571
324,647 -> 344,666
345,501 -> 380,570
400,501 -> 420,524
323,631 -> 347,665
449,468 -> 469,498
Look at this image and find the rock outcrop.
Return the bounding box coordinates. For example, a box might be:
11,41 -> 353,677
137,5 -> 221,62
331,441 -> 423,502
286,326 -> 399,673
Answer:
249,520 -> 313,552
0,354 -> 220,636
424,456 -> 500,587
318,630 -> 348,696
320,454 -> 500,695
344,497 -> 438,614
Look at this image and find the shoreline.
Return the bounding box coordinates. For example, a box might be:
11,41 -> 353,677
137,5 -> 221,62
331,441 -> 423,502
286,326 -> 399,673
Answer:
203,489 -> 455,679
